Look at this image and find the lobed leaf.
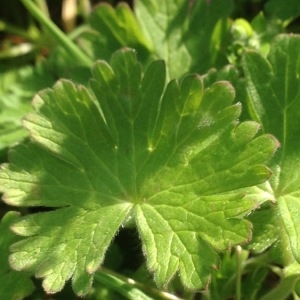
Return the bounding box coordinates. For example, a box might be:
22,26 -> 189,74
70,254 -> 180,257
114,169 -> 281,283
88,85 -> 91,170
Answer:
0,212 -> 34,299
242,34 -> 300,270
0,49 -> 278,295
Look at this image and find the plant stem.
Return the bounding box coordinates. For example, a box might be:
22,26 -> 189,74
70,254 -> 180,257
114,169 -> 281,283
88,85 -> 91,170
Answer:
235,245 -> 243,300
20,0 -> 93,67
34,0 -> 50,18
95,270 -> 153,300
95,267 -> 184,300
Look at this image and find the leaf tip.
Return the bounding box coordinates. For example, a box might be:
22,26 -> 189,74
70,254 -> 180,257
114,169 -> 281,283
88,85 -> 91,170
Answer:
214,80 -> 236,97
86,261 -> 99,274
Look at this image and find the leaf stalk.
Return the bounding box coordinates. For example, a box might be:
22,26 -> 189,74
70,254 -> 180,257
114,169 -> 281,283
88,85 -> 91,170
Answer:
95,267 -> 184,300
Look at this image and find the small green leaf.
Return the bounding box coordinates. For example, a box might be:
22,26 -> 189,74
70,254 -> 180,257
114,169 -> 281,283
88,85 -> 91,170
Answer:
0,49 -> 278,295
242,34 -> 300,271
0,212 -> 35,299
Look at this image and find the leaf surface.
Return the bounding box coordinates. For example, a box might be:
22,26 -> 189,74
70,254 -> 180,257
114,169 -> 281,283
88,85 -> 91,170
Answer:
0,67 -> 33,150
87,0 -> 232,79
265,0 -> 300,23
0,63 -> 56,150
88,3 -> 152,63
242,34 -> 300,268
0,49 -> 278,294
135,0 -> 233,79
0,212 -> 34,299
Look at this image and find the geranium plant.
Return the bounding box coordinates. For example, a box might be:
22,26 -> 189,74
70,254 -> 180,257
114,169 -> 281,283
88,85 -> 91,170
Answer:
0,0 -> 300,299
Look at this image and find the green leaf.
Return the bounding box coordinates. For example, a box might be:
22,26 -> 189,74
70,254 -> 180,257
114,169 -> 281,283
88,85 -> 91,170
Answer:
241,266 -> 269,300
265,0 -> 300,24
88,3 -> 153,62
87,0 -> 233,79
207,251 -> 236,300
260,276 -> 299,300
135,0 -> 233,79
242,34 -> 300,271
0,49 -> 278,295
0,212 -> 35,299
0,63 -> 56,150
0,67 -> 33,150
135,0 -> 191,79
246,206 -> 278,253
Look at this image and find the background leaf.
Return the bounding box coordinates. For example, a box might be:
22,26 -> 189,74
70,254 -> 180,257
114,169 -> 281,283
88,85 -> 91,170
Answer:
265,0 -> 300,24
135,0 -> 233,79
88,2 -> 152,63
0,67 -> 34,150
0,61 -> 58,151
242,34 -> 300,275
